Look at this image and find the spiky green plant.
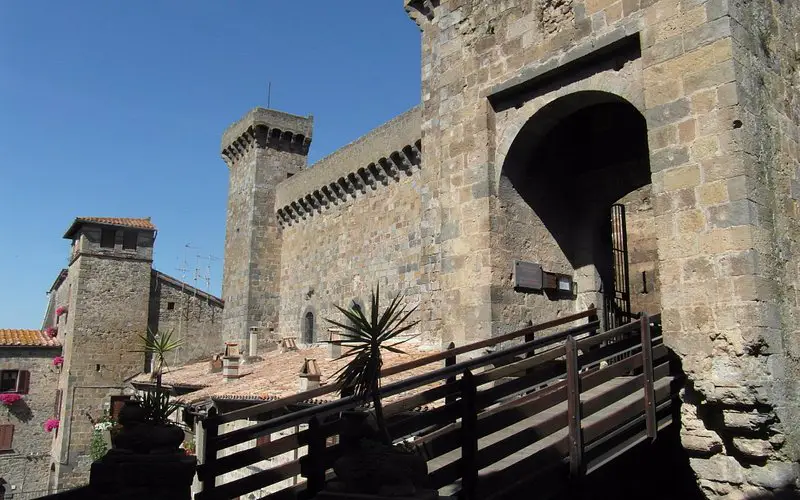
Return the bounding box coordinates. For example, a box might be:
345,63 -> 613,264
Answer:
326,285 -> 419,444
130,329 -> 184,425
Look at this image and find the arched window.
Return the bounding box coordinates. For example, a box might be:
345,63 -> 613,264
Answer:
303,312 -> 314,344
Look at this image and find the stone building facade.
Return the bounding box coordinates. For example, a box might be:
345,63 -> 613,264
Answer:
218,0 -> 800,495
0,217 -> 225,493
0,331 -> 62,499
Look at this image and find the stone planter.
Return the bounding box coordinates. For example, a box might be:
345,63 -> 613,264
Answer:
317,410 -> 434,498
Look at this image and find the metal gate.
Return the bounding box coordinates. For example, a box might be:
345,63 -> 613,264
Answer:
603,204 -> 633,331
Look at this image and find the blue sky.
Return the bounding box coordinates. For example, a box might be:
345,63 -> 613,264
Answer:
0,2 -> 421,328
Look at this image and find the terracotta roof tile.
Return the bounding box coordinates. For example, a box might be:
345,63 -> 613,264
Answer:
63,217 -> 156,238
134,343 -> 444,406
0,329 -> 61,348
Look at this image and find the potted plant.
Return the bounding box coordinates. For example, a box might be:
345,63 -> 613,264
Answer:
320,285 -> 434,498
44,418 -> 60,433
113,329 -> 185,453
0,393 -> 22,407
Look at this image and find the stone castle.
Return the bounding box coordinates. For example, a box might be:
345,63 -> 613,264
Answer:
218,0 -> 800,495
0,0 -> 798,497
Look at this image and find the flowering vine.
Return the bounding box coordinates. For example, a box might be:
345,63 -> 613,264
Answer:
44,418 -> 60,432
0,393 -> 22,406
53,356 -> 64,368
56,306 -> 68,317
45,326 -> 58,338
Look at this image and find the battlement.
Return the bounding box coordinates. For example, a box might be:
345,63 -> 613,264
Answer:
221,108 -> 314,167
274,105 -> 422,224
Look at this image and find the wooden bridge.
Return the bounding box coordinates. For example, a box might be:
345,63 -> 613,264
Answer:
195,309 -> 681,500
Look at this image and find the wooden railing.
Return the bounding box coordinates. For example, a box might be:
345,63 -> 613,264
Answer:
195,310 -> 675,500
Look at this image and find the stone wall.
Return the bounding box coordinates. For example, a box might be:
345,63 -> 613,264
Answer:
53,228 -> 153,489
148,272 -> 224,365
221,111 -> 312,347
404,0 -> 798,495
668,1 -> 800,496
278,164 -> 425,344
618,185 -> 660,316
0,347 -> 61,498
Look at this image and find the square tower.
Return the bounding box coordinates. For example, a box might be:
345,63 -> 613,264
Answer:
220,109 -> 313,345
52,217 -> 155,488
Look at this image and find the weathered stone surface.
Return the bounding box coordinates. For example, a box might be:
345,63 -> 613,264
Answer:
722,410 -> 771,431
745,461 -> 800,490
732,437 -> 773,458
691,456 -> 746,485
0,347 -> 62,497
682,433 -> 724,455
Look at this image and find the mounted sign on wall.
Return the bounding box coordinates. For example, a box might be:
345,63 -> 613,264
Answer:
514,260 -> 576,298
513,260 -> 542,290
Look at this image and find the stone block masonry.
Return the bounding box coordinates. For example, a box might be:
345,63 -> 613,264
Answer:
221,109 -> 313,347
53,223 -> 155,489
402,0 -> 800,495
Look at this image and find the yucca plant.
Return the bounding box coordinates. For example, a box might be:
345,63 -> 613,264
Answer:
326,285 -> 420,445
130,329 -> 184,425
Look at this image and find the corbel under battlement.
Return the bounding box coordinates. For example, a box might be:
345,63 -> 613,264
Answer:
274,106 -> 422,227
220,108 -> 314,167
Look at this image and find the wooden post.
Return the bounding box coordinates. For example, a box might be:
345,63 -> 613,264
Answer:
640,314 -> 657,441
445,342 -> 457,406
192,417 -> 206,497
306,416 -> 326,495
200,407 -> 219,494
565,336 -> 584,478
460,370 -> 478,500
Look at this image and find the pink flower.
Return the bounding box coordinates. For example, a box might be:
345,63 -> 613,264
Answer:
56,306 -> 67,316
0,393 -> 22,406
45,326 -> 58,338
53,356 -> 64,367
44,418 -> 60,432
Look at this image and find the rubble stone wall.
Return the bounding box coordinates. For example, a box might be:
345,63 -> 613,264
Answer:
278,166 -> 425,345
0,348 -> 61,498
148,272 -> 224,365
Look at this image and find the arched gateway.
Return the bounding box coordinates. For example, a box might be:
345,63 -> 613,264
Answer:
498,91 -> 656,333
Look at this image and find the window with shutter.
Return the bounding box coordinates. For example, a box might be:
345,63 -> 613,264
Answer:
17,370 -> 29,394
0,424 -> 14,451
0,371 -> 18,393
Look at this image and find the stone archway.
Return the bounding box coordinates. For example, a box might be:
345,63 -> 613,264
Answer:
492,90 -> 656,334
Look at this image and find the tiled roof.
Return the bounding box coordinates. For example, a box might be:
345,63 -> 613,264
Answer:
64,217 -> 156,238
133,343 -> 444,406
0,329 -> 61,348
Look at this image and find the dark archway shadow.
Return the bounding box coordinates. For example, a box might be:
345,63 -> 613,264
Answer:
501,90 -> 651,271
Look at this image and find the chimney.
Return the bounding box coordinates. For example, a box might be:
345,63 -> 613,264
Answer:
223,342 -> 241,382
299,358 -> 321,391
248,326 -> 259,358
209,354 -> 223,373
327,328 -> 342,359
223,355 -> 240,382
281,337 -> 298,352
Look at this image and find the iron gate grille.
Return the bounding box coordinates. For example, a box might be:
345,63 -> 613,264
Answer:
604,203 -> 633,333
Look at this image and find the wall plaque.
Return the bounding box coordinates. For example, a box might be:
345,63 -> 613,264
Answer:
513,261 -> 543,290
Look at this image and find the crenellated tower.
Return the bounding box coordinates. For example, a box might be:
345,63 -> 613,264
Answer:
220,108 -> 313,346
